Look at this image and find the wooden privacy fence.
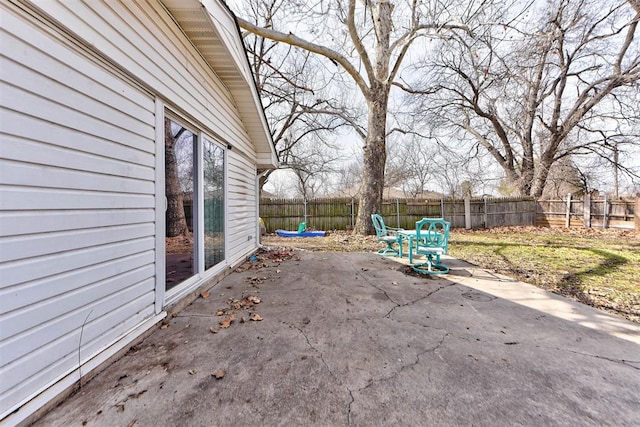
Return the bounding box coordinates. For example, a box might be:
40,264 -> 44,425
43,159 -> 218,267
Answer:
259,196 -> 538,232
536,195 -> 637,229
261,196 -> 638,232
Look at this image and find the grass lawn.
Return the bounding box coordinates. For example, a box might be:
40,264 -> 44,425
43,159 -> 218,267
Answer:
448,227 -> 640,323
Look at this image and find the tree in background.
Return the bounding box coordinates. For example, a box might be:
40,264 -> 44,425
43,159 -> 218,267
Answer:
241,0 -> 362,193
232,0 -> 499,234
283,135 -> 344,199
414,0 -> 640,197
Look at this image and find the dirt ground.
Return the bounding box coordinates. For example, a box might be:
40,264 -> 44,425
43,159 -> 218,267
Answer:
262,231 -> 382,252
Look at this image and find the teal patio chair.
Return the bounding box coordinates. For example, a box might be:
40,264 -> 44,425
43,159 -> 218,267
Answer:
412,217 -> 451,274
371,214 -> 402,256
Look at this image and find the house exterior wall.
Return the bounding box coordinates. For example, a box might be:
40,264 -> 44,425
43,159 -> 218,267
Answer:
0,0 -> 273,423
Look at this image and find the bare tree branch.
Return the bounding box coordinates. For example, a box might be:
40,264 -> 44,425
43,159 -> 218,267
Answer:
236,16 -> 373,98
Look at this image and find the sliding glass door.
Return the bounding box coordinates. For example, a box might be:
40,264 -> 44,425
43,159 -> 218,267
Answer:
164,118 -> 196,290
203,138 -> 225,269
164,117 -> 225,292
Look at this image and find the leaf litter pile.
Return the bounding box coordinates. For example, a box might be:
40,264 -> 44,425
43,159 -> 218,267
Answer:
207,247 -> 299,334
158,248 -> 300,382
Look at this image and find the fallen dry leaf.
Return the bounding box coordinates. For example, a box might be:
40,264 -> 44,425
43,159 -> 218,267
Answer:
160,324 -> 169,330
212,369 -> 226,379
250,314 -> 263,321
248,296 -> 261,304
246,276 -> 264,285
201,291 -> 210,299
215,310 -> 225,316
209,327 -> 218,334
219,317 -> 235,328
188,369 -> 197,375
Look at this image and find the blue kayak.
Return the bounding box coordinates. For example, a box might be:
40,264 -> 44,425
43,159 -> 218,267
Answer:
275,229 -> 326,237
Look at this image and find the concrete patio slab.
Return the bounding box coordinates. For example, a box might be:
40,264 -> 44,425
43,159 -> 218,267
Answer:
34,251 -> 640,426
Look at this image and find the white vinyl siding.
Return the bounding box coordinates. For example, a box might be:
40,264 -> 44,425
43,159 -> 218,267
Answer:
27,0 -> 264,263
1,0 -> 273,421
0,3 -> 156,417
226,152 -> 259,264
30,0 -> 257,158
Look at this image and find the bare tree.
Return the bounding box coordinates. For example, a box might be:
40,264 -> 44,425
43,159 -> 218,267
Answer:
417,0 -> 640,197
281,135 -> 344,199
241,0 -> 363,193
386,135 -> 439,197
384,138 -> 413,195
333,160 -> 363,197
541,157 -> 588,198
231,0 -> 495,234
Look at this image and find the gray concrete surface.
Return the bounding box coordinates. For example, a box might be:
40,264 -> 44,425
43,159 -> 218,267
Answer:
35,251 -> 640,426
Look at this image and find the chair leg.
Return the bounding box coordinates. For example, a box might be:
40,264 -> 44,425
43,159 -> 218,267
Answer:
377,242 -> 399,256
411,254 -> 449,274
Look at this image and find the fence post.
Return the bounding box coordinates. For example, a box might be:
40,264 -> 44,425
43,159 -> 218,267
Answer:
440,198 -> 445,220
304,199 -> 308,226
396,199 -> 400,228
351,198 -> 355,230
464,197 -> 471,229
583,193 -> 591,228
483,197 -> 488,228
565,193 -> 572,228
603,194 -> 608,229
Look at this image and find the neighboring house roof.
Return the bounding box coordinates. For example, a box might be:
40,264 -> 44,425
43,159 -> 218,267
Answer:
161,0 -> 278,170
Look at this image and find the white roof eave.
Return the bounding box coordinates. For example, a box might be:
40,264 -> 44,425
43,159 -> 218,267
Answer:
161,0 -> 278,170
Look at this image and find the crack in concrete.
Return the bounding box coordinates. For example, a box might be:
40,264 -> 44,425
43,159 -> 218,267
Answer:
348,259 -> 452,321
454,332 -> 640,371
288,323 -> 342,382
383,286 -> 448,319
345,332 -> 448,425
347,389 -> 356,426
559,349 -> 640,371
396,332 -> 448,379
288,322 -> 356,424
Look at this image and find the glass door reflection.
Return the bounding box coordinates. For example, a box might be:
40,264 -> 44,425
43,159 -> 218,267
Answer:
165,118 -> 196,290
203,138 -> 224,269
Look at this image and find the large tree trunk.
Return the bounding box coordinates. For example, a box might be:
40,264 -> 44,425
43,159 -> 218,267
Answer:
530,154 -> 554,198
165,118 -> 188,237
353,1 -> 393,235
354,85 -> 389,235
